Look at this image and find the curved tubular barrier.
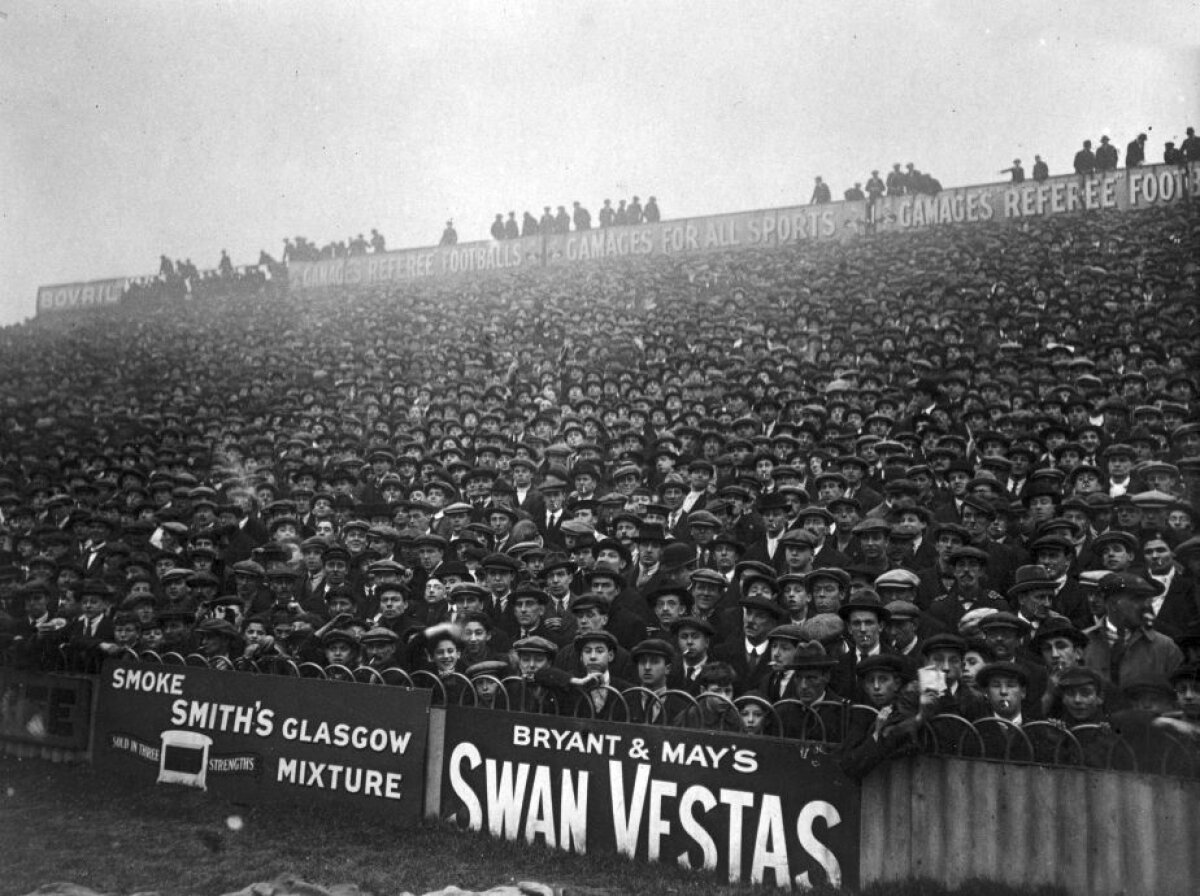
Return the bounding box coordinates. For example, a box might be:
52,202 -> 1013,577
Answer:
662,688 -> 707,726
1022,720 -> 1086,767
258,656 -> 301,677
1099,725 -> 1140,772
352,665 -> 385,685
615,686 -> 669,725
297,662 -> 328,680
466,675 -> 511,710
973,717 -> 1037,763
379,667 -> 414,688
570,685 -> 629,721
773,698 -> 825,742
1147,726 -> 1200,778
323,663 -> 356,683
847,703 -> 882,738
670,692 -> 744,732
57,655 -> 1200,781
734,694 -> 789,739
772,697 -> 855,743
443,672 -> 474,706
410,670 -> 448,704
494,675 -> 532,711
924,713 -> 986,757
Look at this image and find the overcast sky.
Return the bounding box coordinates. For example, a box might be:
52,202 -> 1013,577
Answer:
2,1 -> 1197,326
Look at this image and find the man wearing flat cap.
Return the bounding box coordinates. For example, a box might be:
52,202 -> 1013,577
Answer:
841,653 -> 923,780
567,630 -> 634,719
1141,537 -> 1199,640
977,611 -> 1047,714
1084,573 -> 1182,688
553,592 -> 636,681
974,662 -> 1041,758
743,492 -> 792,572
764,623 -> 809,701
626,638 -> 680,723
509,585 -> 569,647
1092,530 -> 1138,574
928,546 -> 1009,632
773,639 -> 851,742
506,635 -> 568,715
833,591 -> 894,695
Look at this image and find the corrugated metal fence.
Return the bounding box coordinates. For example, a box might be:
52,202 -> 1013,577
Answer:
862,754 -> 1200,896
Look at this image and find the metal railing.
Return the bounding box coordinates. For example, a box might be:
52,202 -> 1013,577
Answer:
10,645 -> 1200,778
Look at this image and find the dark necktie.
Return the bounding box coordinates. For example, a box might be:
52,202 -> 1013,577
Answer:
643,695 -> 660,723
1110,634 -> 1129,683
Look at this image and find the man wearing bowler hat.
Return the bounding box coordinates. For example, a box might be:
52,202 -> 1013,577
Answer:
480,551 -> 521,630
536,468 -> 570,550
668,616 -> 717,694
743,491 -> 792,572
1008,564 -> 1062,637
688,568 -> 737,640
714,592 -> 786,694
1029,532 -> 1091,629
776,639 -> 850,742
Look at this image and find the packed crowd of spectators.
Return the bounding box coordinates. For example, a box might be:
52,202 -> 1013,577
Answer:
2,188 -> 1199,777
